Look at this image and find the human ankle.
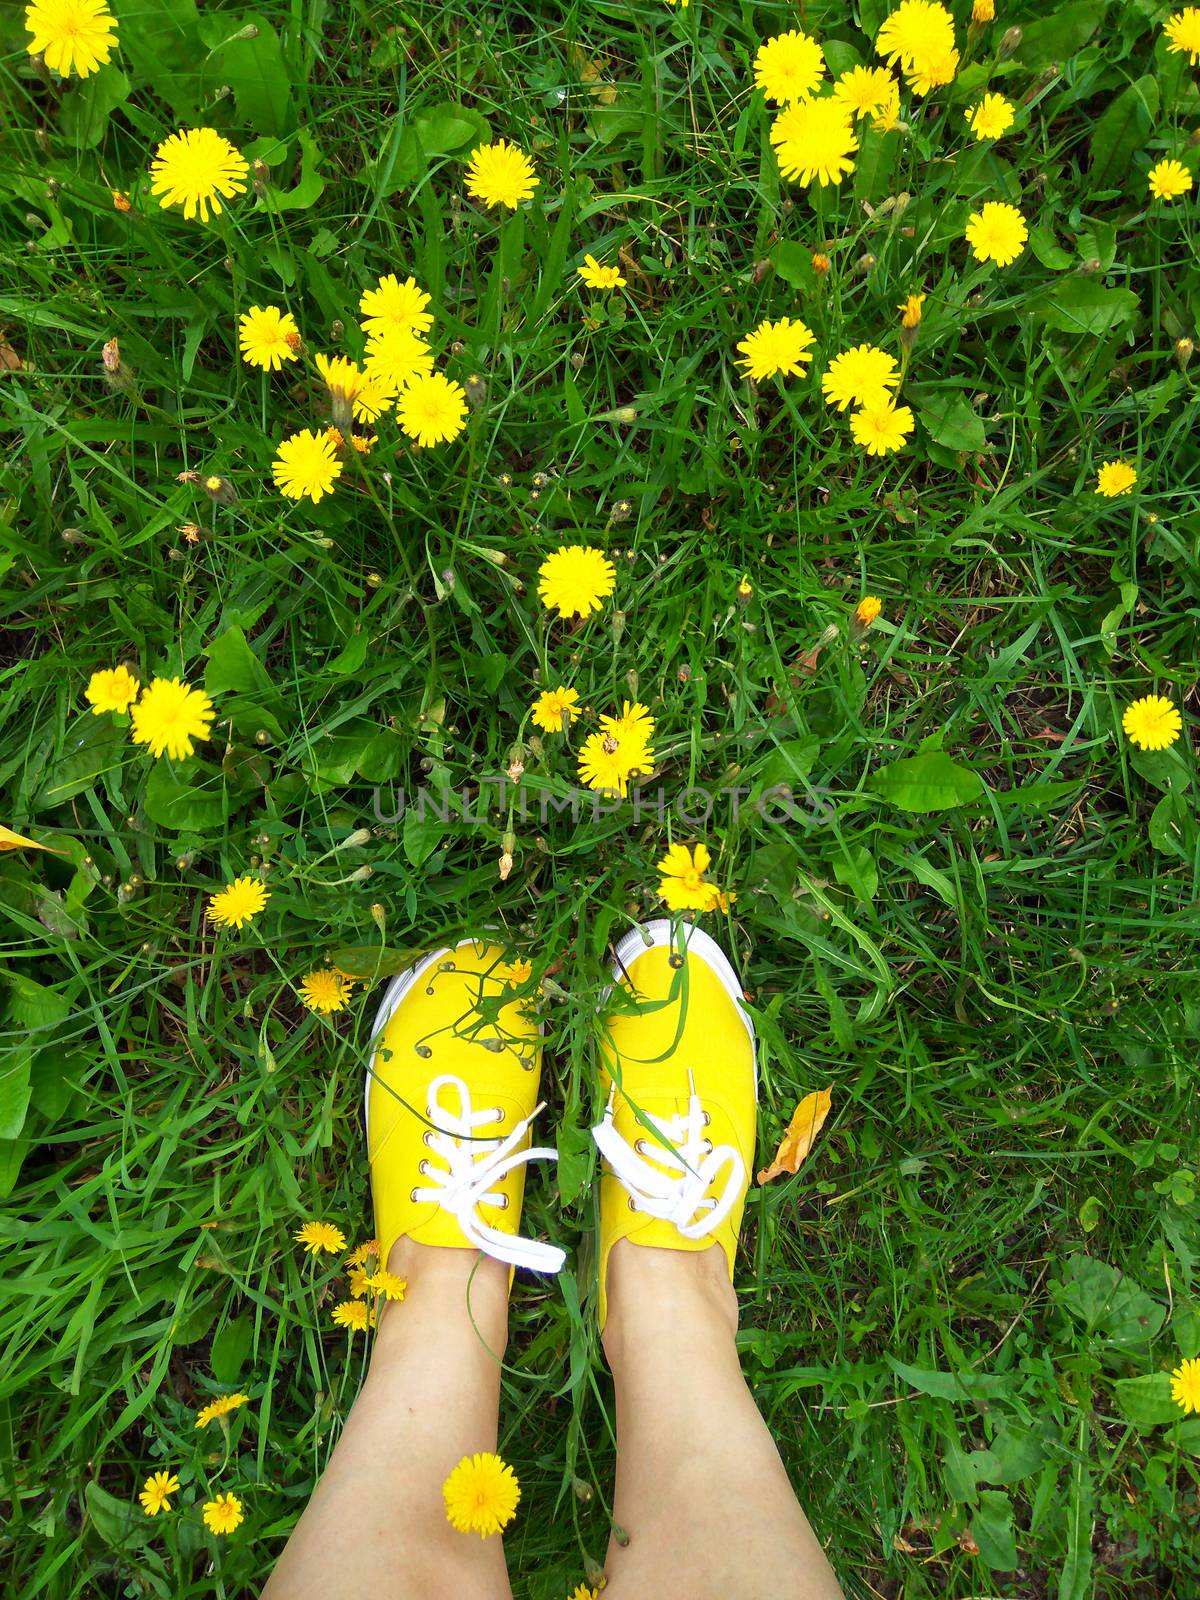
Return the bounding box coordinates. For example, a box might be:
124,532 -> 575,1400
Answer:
601,1241 -> 738,1366
373,1239 -> 510,1347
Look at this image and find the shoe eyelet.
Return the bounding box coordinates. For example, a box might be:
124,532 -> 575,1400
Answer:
422,1130 -> 434,1147
418,1159 -> 430,1176
494,1194 -> 510,1210
627,1197 -> 639,1212
634,1138 -> 649,1157
701,1110 -> 712,1127
409,1187 -> 421,1202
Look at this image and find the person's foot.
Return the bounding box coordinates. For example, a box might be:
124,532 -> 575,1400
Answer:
367,939 -> 565,1275
592,919 -> 757,1328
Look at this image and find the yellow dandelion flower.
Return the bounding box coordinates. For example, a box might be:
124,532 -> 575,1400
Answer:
537,546 -> 616,618
396,372 -> 468,447
753,29 -> 826,106
239,306 -> 300,372
442,1452 -> 520,1539
85,664 -> 139,715
735,317 -> 815,383
1149,159 -> 1192,201
363,328 -> 435,393
898,292 -> 925,329
856,595 -> 883,626
577,254 -> 626,290
24,0 -> 116,78
273,428 -> 343,503
331,1299 -> 374,1332
195,1393 -> 249,1429
567,1588 -> 600,1600
363,1268 -> 407,1303
967,93 -> 1014,141
577,702 -> 656,797
138,1470 -> 180,1517
850,400 -> 915,457
208,876 -> 269,930
130,676 -> 214,760
872,75 -> 903,132
464,141 -> 539,210
531,685 -> 581,733
656,842 -> 723,913
1095,460 -> 1137,498
345,1239 -> 381,1268
770,96 -> 858,187
1165,7 -> 1200,64
314,353 -> 393,423
833,65 -> 900,120
1122,696 -> 1182,752
202,1493 -> 243,1536
972,0 -> 995,20
149,128 -> 248,223
821,345 -> 900,412
876,0 -> 958,95
964,201 -> 1027,267
359,274 -> 433,339
297,969 -> 353,1014
811,252 -> 832,275
347,1263 -> 372,1297
294,1220 -> 347,1256
504,958 -> 533,985
1171,1357 -> 1200,1413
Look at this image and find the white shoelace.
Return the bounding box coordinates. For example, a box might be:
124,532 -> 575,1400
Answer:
410,1074 -> 565,1274
590,1074 -> 745,1238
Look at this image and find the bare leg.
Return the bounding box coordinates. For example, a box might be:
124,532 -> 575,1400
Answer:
262,1241 -> 512,1600
600,1241 -> 844,1600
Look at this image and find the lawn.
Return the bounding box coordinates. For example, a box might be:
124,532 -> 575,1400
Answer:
2,0 -> 1199,1595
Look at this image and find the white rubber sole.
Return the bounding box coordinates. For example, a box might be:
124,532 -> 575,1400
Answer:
609,918 -> 757,1084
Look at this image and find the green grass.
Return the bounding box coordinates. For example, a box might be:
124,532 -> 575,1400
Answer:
2,0 -> 1200,1594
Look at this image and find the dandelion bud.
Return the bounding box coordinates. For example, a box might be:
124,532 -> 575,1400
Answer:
610,497 -> 633,523
101,337 -> 134,393
450,339 -> 465,356
609,1522 -> 630,1550
736,574 -> 753,603
531,471 -> 551,490
340,827 -> 373,849
251,160 -> 270,196
235,22 -> 258,38
971,0 -> 995,20
614,405 -> 638,424
370,902 -> 386,932
570,350 -> 586,370
174,851 -> 195,871
584,1553 -> 608,1584
202,474 -> 237,506
998,25 -> 1022,57
498,850 -> 513,881
812,251 -> 831,275
349,864 -> 373,883
626,667 -> 639,699
330,319 -> 344,342
855,595 -> 882,628
464,373 -> 487,409
367,571 -> 382,587
111,190 -> 132,214
61,526 -> 85,545
572,1477 -> 593,1504
1079,257 -> 1102,275
854,252 -> 876,278
255,729 -> 270,745
1175,336 -> 1194,369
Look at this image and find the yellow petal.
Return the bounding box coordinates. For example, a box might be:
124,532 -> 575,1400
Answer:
0,824 -> 56,852
756,1087 -> 833,1184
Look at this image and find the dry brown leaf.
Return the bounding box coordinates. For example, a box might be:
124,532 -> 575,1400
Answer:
0,338 -> 25,373
568,44 -> 618,104
756,1086 -> 833,1184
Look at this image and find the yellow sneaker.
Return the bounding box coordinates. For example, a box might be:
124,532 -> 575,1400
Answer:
367,939 -> 565,1274
592,919 -> 757,1328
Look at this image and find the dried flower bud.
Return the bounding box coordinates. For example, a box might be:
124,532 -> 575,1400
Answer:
498,850 -> 513,881
111,190 -> 132,214
1175,336 -> 1194,370
340,828 -> 373,849
202,474 -> 237,507
998,25 -> 1022,57
464,373 -> 487,408
101,337 -> 135,393
811,251 -> 831,275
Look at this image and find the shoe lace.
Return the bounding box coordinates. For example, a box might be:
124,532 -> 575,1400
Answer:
411,1075 -> 565,1274
590,1072 -> 745,1238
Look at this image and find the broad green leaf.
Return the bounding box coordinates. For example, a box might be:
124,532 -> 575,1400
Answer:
30,720 -> 127,811
1028,223 -> 1073,271
1148,791 -> 1192,860
971,1489 -> 1018,1571
1053,1254 -> 1165,1346
556,1119 -> 593,1208
0,1048 -> 32,1140
205,624 -> 277,700
328,944 -> 429,979
403,809 -> 448,868
913,389 -> 987,453
210,1315 -> 254,1386
887,1356 -> 1010,1401
772,240 -> 819,290
142,763 -> 226,833
1016,2 -> 1107,69
1112,1371 -> 1182,1428
59,68 -> 131,149
832,845 -> 877,904
1030,280 -> 1140,337
854,124 -> 900,205
1089,77 -> 1158,192
872,752 -> 984,813
219,15 -> 294,137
